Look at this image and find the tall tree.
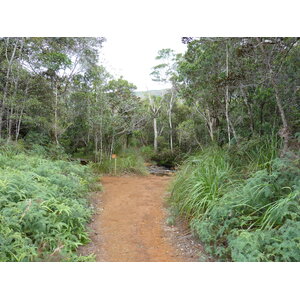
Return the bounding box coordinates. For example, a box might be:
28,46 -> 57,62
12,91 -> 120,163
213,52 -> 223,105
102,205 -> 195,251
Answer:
151,48 -> 179,151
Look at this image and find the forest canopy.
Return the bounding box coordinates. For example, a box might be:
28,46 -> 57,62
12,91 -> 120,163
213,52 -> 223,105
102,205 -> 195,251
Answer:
0,37 -> 299,159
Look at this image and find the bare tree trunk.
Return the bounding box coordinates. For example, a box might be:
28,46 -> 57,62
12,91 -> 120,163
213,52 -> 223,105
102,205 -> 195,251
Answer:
229,119 -> 238,142
270,72 -> 290,153
225,43 -> 231,145
15,107 -> 24,141
7,107 -> 13,141
147,92 -> 161,152
94,133 -> 98,162
153,117 -> 158,152
0,38 -> 18,139
240,87 -> 254,134
195,104 -> 215,142
87,96 -> 91,144
54,82 -> 59,145
15,82 -> 28,141
99,102 -> 103,163
259,101 -> 265,136
205,108 -> 214,141
8,74 -> 21,142
99,128 -> 103,163
110,134 -> 115,160
168,89 -> 174,152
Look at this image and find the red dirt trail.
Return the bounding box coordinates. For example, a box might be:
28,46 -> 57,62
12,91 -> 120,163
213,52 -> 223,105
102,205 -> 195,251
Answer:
81,175 -> 200,262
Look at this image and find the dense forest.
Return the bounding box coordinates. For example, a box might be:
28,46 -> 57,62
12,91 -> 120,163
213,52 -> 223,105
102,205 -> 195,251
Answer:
0,37 -> 299,261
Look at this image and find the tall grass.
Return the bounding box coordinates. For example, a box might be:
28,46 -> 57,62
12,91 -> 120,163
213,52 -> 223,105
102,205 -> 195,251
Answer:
91,149 -> 148,175
227,135 -> 280,173
169,142 -> 300,261
170,147 -> 235,219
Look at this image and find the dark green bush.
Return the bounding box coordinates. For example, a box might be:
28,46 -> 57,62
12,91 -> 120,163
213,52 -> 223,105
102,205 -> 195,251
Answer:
140,146 -> 155,162
151,148 -> 184,168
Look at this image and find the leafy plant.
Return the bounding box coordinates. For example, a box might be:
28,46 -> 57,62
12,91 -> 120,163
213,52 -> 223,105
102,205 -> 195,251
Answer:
0,152 -> 98,262
170,146 -> 300,261
91,149 -> 148,175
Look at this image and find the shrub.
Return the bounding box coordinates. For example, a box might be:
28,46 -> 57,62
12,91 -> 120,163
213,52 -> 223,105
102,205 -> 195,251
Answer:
170,147 -> 234,219
151,148 -> 184,168
140,146 -> 155,162
91,149 -> 148,175
227,135 -> 280,173
0,152 -> 97,262
170,146 -> 300,261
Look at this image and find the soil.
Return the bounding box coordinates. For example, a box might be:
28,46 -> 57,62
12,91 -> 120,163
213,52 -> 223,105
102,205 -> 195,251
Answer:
79,175 -> 209,262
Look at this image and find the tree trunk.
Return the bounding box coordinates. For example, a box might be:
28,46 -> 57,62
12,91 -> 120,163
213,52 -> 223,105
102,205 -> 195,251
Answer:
225,43 -> 231,145
240,87 -> 254,134
148,92 -> 160,152
153,117 -> 158,152
270,72 -> 290,154
15,82 -> 28,141
99,103 -> 103,163
8,74 -> 20,142
87,96 -> 91,144
94,133 -> 98,162
54,82 -> 59,145
259,101 -> 265,136
7,107 -> 13,141
110,134 -> 115,159
0,38 -> 18,139
168,89 -> 174,152
15,107 -> 24,141
205,108 -> 214,141
256,38 -> 290,154
229,119 -> 238,142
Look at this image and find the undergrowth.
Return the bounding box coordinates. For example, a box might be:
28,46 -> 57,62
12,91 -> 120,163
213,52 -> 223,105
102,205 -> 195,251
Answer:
169,144 -> 300,262
0,149 -> 100,262
91,149 -> 148,175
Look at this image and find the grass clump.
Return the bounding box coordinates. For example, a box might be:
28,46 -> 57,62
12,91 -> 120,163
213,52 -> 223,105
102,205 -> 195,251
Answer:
170,147 -> 234,219
0,152 -> 98,262
169,145 -> 300,261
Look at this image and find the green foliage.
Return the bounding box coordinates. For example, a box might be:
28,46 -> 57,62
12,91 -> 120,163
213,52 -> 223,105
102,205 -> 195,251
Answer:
0,152 -> 97,262
91,149 -> 148,176
227,135 -> 280,173
0,139 -> 26,156
24,132 -> 51,146
151,148 -> 184,168
140,146 -> 155,162
170,147 -> 234,219
170,146 -> 300,261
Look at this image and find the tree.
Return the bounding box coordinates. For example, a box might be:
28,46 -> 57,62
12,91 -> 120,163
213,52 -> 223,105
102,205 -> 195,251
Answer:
24,37 -> 105,144
151,48 -> 179,151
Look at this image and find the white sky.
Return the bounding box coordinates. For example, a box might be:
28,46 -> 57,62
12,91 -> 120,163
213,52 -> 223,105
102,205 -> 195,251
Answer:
99,36 -> 187,91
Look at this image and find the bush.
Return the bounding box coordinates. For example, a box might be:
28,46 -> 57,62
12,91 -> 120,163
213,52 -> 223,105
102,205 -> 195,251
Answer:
24,131 -> 51,146
140,146 -> 155,162
170,147 -> 234,220
227,135 -> 280,173
91,149 -> 148,175
0,152 -> 97,262
170,146 -> 300,261
151,148 -> 184,168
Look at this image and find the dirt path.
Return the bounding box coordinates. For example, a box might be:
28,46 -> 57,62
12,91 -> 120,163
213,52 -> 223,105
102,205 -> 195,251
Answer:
80,175 -> 204,262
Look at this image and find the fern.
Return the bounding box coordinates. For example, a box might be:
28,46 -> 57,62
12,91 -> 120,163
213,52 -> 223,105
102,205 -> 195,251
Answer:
0,152 -> 97,262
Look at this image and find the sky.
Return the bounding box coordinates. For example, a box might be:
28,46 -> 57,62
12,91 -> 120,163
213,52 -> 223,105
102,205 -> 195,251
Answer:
98,36 -> 187,91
